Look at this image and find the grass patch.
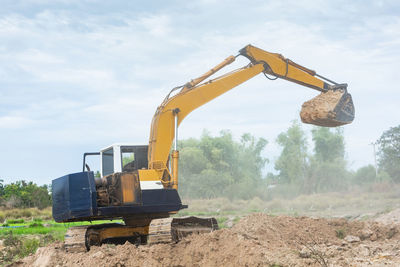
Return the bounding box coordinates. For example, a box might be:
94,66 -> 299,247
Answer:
29,222 -> 44,228
217,217 -> 228,228
335,229 -> 346,239
0,219 -> 123,239
5,219 -> 25,224
0,207 -> 52,221
0,231 -> 57,265
0,218 -> 124,265
181,185 -> 400,219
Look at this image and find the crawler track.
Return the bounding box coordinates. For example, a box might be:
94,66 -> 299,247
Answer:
64,226 -> 89,252
148,216 -> 218,244
64,217 -> 218,252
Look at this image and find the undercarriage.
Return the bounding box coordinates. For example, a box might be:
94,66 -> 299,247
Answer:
64,216 -> 218,252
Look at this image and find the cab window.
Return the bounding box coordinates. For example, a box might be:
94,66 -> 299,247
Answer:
102,148 -> 114,176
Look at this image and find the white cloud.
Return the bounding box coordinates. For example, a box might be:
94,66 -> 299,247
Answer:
0,116 -> 34,129
138,14 -> 172,37
0,1 -> 399,183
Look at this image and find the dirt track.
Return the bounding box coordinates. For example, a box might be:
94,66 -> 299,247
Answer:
14,213 -> 400,267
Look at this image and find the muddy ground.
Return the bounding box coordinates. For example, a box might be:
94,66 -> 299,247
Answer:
12,212 -> 400,267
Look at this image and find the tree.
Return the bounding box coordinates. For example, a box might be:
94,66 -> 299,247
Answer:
0,179 -> 4,197
274,120 -> 308,184
2,180 -> 51,209
312,127 -> 345,162
305,127 -> 349,192
178,130 -> 268,199
0,179 -> 4,206
377,125 -> 400,182
353,165 -> 377,184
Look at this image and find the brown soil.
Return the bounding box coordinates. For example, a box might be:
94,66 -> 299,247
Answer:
374,209 -> 400,225
300,90 -> 345,127
12,214 -> 400,267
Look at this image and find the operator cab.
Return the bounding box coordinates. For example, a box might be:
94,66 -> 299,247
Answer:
99,144 -> 148,176
83,144 -> 148,176
83,144 -> 162,190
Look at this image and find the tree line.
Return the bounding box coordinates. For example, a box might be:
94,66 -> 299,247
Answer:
1,122 -> 399,206
179,122 -> 400,199
0,180 -> 51,209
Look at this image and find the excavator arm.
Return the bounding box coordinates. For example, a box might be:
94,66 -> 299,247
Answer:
147,44 -> 354,188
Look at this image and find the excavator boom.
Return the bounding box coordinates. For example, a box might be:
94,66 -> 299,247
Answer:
148,44 -> 355,174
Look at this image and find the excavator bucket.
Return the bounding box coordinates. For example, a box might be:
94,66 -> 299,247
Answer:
300,89 -> 355,127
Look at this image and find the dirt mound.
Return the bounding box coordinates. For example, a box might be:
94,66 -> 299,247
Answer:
13,214 -> 400,266
375,208 -> 400,225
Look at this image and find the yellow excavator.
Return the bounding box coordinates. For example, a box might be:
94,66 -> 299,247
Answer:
52,44 -> 355,251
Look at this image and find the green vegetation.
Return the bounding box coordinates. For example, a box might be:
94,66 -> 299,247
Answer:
0,231 -> 58,265
274,120 -> 308,185
178,122 -> 400,200
377,125 -> 400,182
0,207 -> 52,223
269,122 -> 351,195
0,215 -> 124,265
0,180 -> 51,209
5,219 -> 24,224
179,130 -> 267,199
335,229 -> 345,239
182,186 -> 400,219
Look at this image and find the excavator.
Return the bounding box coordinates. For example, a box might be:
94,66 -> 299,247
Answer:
52,44 -> 355,252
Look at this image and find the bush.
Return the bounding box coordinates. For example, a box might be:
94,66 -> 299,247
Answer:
353,165 -> 377,184
6,219 -> 25,224
335,229 -> 346,239
0,232 -> 56,264
29,222 -> 43,228
0,208 -> 51,221
20,238 -> 40,257
0,231 -> 22,263
304,158 -> 350,193
367,181 -> 394,193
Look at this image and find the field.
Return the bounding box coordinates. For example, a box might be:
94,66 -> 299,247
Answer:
1,188 -> 400,266
0,207 -> 126,265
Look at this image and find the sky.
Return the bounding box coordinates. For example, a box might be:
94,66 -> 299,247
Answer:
1,0 -> 399,185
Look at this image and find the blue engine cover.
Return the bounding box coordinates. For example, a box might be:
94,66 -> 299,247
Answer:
52,171 -> 186,223
52,171 -> 97,222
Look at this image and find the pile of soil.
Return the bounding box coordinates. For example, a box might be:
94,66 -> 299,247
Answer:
375,209 -> 400,225
13,214 -> 400,266
300,90 -> 346,127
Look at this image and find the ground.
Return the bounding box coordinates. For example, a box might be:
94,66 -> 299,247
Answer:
11,212 -> 400,267
3,190 -> 400,266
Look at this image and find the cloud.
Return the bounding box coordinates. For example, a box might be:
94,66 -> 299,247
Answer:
138,14 -> 172,37
0,1 -> 399,183
0,116 -> 34,129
